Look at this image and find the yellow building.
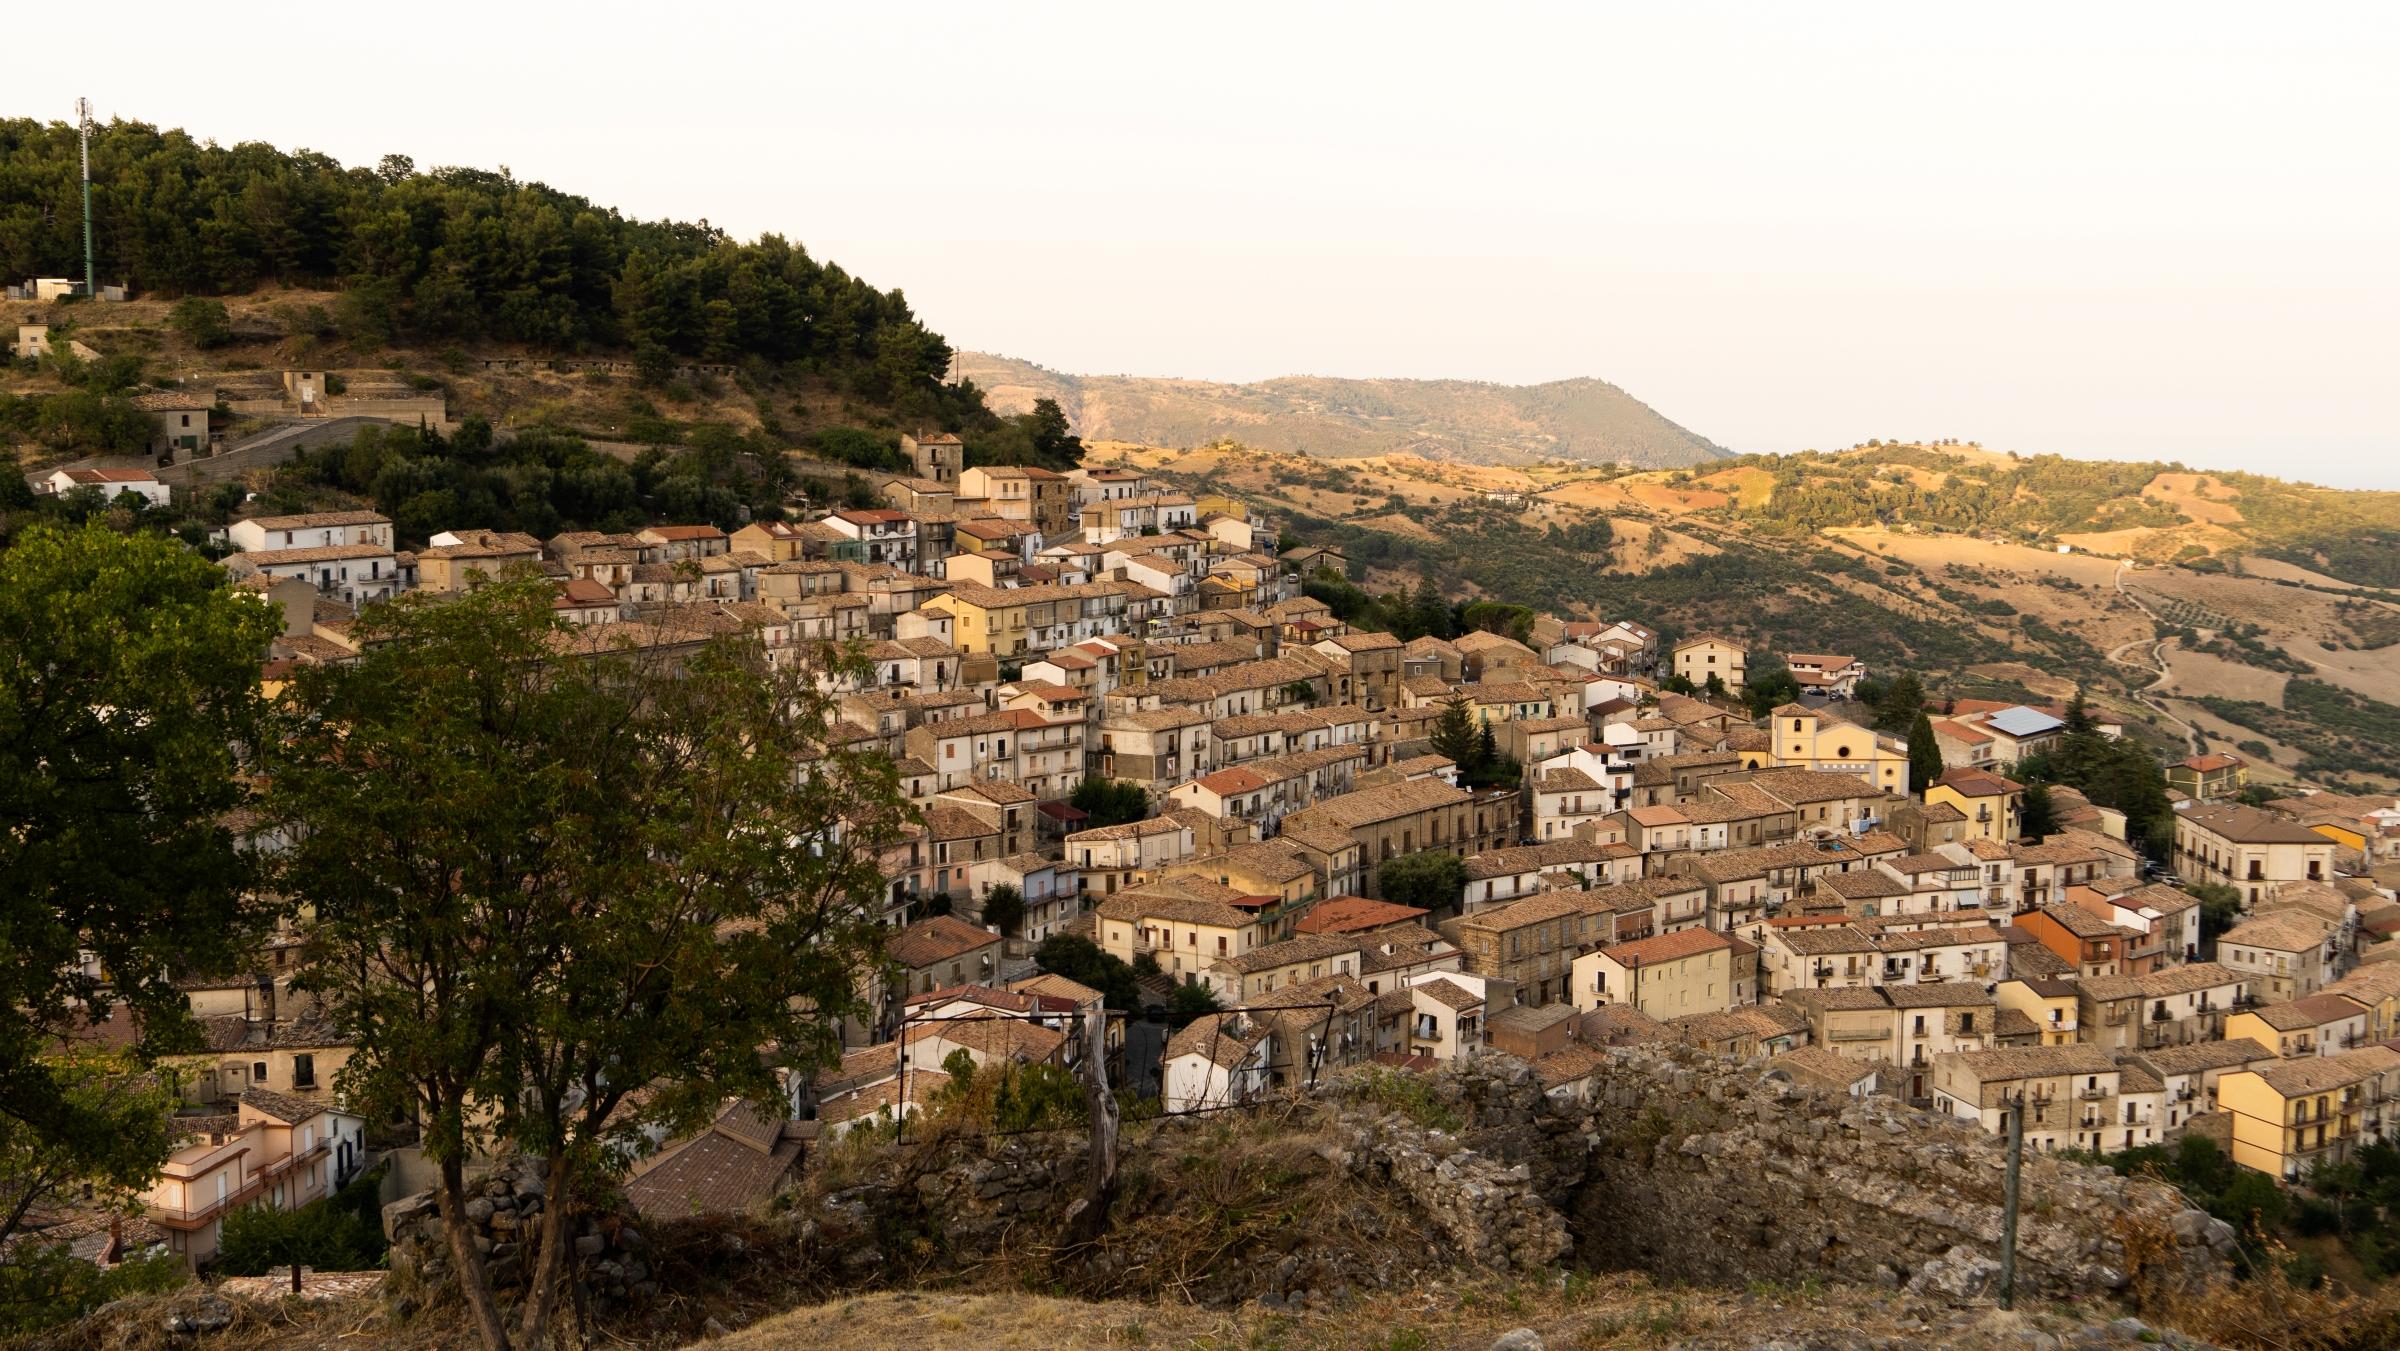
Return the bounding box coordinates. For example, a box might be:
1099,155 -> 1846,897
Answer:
1094,881 -> 1275,981
1161,841 -> 1324,913
1765,704 -> 1909,794
1196,492 -> 1249,521
2219,1048 -> 2400,1180
1994,977 -> 2081,1046
921,581 -> 1131,657
1572,927 -> 1736,1020
1926,767 -> 2024,843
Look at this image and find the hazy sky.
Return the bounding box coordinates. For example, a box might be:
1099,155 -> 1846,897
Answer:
18,3 -> 2399,487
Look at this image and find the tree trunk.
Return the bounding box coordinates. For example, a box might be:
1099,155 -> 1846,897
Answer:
436,1154 -> 514,1351
512,1150 -> 574,1350
1069,1006 -> 1119,1243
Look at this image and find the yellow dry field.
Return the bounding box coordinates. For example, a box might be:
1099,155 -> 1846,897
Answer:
1696,464 -> 1777,507
2158,648 -> 2291,705
1824,527 -> 2132,586
2139,572 -> 2400,705
1356,454 -> 1540,493
1538,479 -> 1646,512
2237,555 -> 2375,591
1965,662 -> 2083,701
2144,472 -> 2246,525
1621,476 -> 1730,511
1348,511 -> 1443,541
1601,519 -> 1720,572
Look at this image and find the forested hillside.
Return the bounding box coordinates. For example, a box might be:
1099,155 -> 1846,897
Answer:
0,117 -> 968,422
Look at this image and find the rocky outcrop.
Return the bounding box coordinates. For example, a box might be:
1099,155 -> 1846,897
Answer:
381,1156 -> 656,1311
1332,1105 -> 1573,1272
1355,1047 -> 2236,1302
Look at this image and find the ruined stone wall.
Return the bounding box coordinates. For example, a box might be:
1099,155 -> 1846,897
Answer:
1414,1047 -> 2239,1302
381,1156 -> 656,1313
792,1048 -> 2232,1310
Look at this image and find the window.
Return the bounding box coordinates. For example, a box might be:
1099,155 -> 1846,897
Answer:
252,1061 -> 269,1083
293,1054 -> 315,1088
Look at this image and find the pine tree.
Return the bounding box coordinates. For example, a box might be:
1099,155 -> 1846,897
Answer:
1410,576 -> 1454,641
1877,673 -> 1926,732
2021,782 -> 2060,839
1430,694 -> 1479,768
1907,710 -> 1944,796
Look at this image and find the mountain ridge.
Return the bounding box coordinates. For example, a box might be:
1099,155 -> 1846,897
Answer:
958,351 -> 1730,469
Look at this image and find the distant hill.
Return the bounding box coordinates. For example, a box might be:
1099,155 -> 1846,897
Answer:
1105,438 -> 2400,790
958,353 -> 1730,469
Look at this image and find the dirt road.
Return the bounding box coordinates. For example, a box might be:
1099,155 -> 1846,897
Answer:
2113,562 -> 2205,756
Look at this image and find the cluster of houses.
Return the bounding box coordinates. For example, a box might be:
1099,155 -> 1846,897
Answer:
32,442 -> 2400,1275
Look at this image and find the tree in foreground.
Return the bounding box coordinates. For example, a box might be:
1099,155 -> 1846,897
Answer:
0,525 -> 273,1221
268,574 -> 909,1351
0,1052 -> 177,1287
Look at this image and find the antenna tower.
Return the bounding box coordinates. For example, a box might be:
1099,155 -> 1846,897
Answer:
77,98 -> 95,298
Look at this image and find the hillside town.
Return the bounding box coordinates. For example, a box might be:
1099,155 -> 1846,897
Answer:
22,420 -> 2398,1292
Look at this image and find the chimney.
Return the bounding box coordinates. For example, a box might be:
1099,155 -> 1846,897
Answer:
254,973 -> 277,1028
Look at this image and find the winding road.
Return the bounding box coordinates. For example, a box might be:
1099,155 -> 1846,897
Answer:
2111,561 -> 2206,756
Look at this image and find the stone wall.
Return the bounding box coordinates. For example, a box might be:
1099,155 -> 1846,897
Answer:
1366,1048 -> 2238,1302
381,1156 -> 657,1313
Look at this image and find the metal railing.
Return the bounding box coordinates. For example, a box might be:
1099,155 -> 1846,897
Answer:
146,1140 -> 328,1227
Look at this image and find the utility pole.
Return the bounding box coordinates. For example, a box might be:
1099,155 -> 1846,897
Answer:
1999,1096 -> 2025,1310
76,98 -> 95,298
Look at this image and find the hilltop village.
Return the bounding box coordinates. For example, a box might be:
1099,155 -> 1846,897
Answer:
26,427 -> 2400,1281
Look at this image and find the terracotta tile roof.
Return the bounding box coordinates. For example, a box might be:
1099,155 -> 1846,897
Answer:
1411,976 -> 1485,1011
1295,897 -> 1430,934
887,915 -> 1000,970
239,1087 -> 329,1125
1595,927 -> 1733,966
1165,1013 -> 1267,1068
625,1102 -> 803,1215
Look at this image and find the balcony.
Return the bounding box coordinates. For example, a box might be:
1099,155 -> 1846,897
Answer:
147,1140 -> 328,1229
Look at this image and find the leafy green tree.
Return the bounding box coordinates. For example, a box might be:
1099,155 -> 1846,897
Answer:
1070,778 -> 1151,830
0,1054 -> 175,1258
979,883 -> 1026,939
2021,782 -> 2060,838
1907,710 -> 1945,797
1875,672 -> 1926,732
2191,882 -> 2244,947
267,573 -> 908,1351
167,297 -> 233,349
1376,851 -> 1468,917
1743,657 -> 1801,717
0,526 -> 273,1176
214,1193 -> 379,1289
1166,981 -> 1222,1030
0,1243 -> 182,1335
1032,934 -> 1140,1011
